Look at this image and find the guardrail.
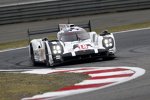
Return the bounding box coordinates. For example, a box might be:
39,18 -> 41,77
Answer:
0,0 -> 150,25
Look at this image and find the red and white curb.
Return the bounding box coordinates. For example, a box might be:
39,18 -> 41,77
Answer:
21,66 -> 145,100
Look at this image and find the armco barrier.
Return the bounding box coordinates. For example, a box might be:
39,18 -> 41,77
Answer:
0,0 -> 150,25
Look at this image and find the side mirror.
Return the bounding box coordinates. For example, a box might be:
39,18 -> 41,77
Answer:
42,37 -> 48,41
100,30 -> 110,36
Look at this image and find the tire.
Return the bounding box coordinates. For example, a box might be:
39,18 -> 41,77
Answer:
103,54 -> 116,61
45,44 -> 53,67
30,44 -> 37,66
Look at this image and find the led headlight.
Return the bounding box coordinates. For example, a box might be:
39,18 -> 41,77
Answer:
105,43 -> 109,48
56,45 -> 61,50
103,37 -> 114,48
52,45 -> 62,54
104,39 -> 109,44
53,50 -> 58,54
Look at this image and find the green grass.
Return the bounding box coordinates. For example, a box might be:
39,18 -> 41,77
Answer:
94,21 -> 150,33
0,21 -> 150,50
0,34 -> 57,50
106,21 -> 150,32
0,40 -> 29,50
0,72 -> 89,100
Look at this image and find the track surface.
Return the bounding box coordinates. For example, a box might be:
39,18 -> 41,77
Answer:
0,29 -> 150,100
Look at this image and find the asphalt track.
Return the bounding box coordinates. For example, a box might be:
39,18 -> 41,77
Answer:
0,28 -> 150,100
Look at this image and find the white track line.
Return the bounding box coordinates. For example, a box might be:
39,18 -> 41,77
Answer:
76,77 -> 128,85
0,46 -> 28,53
113,27 -> 150,34
89,70 -> 134,77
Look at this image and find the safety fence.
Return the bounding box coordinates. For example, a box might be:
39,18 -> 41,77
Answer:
0,0 -> 150,25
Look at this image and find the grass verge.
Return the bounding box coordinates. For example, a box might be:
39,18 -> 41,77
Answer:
0,40 -> 28,50
0,72 -> 89,100
106,21 -> 150,32
0,34 -> 57,51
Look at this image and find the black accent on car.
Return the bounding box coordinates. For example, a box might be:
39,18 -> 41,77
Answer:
62,49 -> 108,61
100,30 -> 111,36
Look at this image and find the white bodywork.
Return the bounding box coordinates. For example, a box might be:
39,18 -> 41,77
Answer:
29,24 -> 116,66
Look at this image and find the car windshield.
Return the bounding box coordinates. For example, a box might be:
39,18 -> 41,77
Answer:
60,29 -> 90,42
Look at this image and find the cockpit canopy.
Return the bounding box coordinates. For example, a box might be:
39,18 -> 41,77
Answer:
58,28 -> 90,42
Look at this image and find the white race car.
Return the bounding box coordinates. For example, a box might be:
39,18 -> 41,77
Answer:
29,21 -> 116,67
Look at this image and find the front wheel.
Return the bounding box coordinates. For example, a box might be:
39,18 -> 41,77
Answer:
103,54 -> 116,61
30,44 -> 37,66
45,56 -> 51,67
45,43 -> 54,67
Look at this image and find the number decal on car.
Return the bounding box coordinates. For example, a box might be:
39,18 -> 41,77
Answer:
78,44 -> 88,50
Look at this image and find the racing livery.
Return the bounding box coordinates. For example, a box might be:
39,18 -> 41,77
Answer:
29,21 -> 116,66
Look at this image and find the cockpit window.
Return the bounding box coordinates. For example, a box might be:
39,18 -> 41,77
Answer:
60,29 -> 90,42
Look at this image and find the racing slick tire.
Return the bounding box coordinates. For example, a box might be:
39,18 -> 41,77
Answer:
103,54 -> 116,61
30,44 -> 38,66
45,44 -> 54,67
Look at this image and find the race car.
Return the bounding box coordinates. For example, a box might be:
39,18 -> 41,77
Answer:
28,21 -> 116,67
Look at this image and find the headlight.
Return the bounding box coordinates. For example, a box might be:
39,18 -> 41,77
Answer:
53,50 -> 58,54
103,37 -> 114,48
52,45 -> 62,54
104,39 -> 109,44
56,45 -> 61,50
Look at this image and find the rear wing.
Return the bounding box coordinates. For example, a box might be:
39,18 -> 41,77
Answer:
58,20 -> 92,32
28,27 -> 59,36
28,20 -> 92,41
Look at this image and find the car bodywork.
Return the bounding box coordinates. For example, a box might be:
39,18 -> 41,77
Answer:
29,21 -> 116,66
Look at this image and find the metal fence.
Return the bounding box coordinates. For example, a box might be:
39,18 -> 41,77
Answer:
0,0 -> 150,25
